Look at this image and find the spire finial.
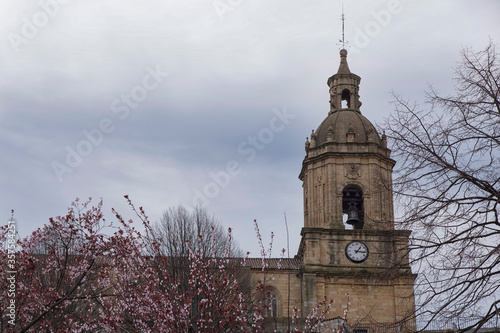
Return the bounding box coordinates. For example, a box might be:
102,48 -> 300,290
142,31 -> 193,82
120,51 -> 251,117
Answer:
337,4 -> 349,51
341,4 -> 345,49
337,48 -> 351,74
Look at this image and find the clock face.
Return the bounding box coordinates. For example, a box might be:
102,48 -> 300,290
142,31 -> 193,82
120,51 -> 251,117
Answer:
345,240 -> 369,263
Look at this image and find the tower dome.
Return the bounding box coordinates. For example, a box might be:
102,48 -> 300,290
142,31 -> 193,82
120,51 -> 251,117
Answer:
306,49 -> 387,150
314,109 -> 382,146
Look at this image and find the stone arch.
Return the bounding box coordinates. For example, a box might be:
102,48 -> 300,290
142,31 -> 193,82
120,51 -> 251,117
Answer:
341,183 -> 365,229
341,89 -> 351,108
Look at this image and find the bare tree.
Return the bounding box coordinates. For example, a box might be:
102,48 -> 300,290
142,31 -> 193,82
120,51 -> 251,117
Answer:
152,205 -> 242,258
149,206 -> 243,292
385,41 -> 500,332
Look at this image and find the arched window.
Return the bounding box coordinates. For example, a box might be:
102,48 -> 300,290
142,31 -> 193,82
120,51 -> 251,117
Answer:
341,89 -> 351,108
261,292 -> 278,317
342,185 -> 364,229
266,293 -> 278,317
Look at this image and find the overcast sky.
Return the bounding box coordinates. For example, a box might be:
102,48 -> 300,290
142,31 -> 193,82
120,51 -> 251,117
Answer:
1,0 -> 499,257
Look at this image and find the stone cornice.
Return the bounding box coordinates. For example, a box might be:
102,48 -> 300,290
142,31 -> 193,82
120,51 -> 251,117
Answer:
300,227 -> 411,238
299,147 -> 395,180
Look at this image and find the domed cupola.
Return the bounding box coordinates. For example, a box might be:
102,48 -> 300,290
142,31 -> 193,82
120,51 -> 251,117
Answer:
314,110 -> 382,146
308,49 -> 385,149
305,49 -> 388,154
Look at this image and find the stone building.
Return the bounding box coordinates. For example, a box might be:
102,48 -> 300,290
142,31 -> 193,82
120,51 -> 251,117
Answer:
248,49 -> 417,332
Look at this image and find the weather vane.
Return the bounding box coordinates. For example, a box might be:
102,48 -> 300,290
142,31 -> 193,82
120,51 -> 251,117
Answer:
338,4 -> 349,50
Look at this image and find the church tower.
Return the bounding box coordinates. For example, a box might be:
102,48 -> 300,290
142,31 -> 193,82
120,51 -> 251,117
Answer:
297,49 -> 416,327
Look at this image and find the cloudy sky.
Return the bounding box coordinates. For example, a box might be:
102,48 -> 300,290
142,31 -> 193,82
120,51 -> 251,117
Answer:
1,0 -> 499,257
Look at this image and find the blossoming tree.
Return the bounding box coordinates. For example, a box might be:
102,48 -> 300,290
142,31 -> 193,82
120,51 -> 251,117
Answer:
1,197 -> 339,333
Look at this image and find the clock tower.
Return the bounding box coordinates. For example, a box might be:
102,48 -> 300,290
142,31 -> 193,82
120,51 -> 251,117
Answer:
297,49 -> 416,326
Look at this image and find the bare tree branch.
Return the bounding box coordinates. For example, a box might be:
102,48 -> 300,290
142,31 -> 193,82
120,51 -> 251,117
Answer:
385,41 -> 500,332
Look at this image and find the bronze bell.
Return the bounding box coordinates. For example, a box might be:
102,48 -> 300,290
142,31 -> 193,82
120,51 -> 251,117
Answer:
346,202 -> 359,225
346,210 -> 359,225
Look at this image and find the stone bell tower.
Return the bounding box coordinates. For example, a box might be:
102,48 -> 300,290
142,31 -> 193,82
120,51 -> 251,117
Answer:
297,49 -> 416,327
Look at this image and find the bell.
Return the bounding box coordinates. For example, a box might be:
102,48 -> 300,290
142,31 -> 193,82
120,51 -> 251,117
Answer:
346,209 -> 359,225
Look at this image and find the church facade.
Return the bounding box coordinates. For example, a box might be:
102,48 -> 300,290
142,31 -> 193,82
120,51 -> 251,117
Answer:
249,49 -> 417,332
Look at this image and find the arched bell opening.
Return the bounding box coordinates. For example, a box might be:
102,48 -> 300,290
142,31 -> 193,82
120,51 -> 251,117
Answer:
341,89 -> 351,109
342,185 -> 364,229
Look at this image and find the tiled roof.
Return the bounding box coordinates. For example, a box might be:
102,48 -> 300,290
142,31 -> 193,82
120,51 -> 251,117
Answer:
243,258 -> 302,270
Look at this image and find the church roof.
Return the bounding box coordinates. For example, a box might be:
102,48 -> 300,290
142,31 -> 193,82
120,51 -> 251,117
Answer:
245,258 -> 302,270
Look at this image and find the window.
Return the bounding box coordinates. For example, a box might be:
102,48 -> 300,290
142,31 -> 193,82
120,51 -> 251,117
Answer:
263,292 -> 278,317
